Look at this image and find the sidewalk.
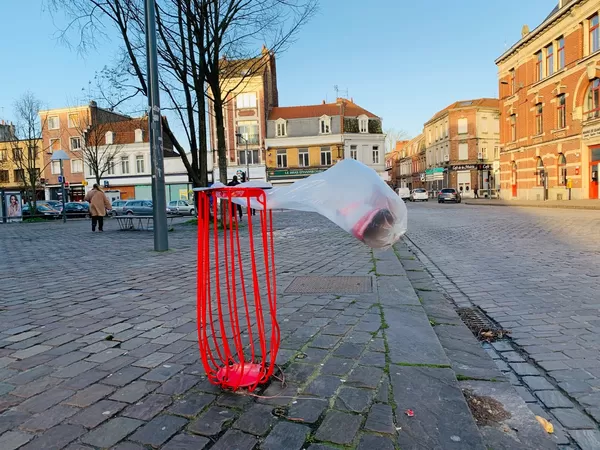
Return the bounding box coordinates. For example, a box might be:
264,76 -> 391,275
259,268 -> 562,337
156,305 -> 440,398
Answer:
464,198 -> 600,210
0,212 -> 555,449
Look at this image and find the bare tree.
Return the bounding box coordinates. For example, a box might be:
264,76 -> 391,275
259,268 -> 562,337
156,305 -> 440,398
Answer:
46,0 -> 317,185
9,93 -> 52,212
75,111 -> 126,185
384,127 -> 409,154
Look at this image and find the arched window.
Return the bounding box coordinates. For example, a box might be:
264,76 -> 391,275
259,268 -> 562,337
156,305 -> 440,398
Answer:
586,78 -> 600,120
558,153 -> 567,186
536,157 -> 545,186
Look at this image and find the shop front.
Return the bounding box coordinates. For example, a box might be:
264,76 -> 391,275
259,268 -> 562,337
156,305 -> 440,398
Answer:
266,167 -> 327,186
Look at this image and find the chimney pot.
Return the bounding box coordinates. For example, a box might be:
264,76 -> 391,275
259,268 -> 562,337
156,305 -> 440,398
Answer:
322,100 -> 326,104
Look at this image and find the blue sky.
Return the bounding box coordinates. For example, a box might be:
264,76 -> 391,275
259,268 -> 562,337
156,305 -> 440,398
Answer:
0,0 -> 555,141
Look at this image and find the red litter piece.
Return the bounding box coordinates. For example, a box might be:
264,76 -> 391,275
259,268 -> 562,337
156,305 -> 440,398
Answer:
405,409 -> 415,417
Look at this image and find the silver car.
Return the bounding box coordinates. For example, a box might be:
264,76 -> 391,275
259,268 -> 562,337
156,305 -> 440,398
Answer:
111,200 -> 128,216
123,200 -> 153,215
167,200 -> 196,216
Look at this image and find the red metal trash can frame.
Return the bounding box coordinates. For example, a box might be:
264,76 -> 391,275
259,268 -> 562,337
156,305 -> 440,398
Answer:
196,186 -> 280,391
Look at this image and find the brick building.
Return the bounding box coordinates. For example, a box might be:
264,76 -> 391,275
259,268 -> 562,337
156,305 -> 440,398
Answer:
423,99 -> 500,198
209,46 -> 278,182
496,0 -> 600,200
40,101 -> 129,201
397,134 -> 425,190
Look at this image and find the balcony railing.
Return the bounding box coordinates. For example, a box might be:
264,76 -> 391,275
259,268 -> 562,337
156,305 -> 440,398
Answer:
237,134 -> 260,146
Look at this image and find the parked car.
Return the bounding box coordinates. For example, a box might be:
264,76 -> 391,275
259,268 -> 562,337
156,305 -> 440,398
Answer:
438,188 -> 461,204
396,187 -> 411,201
410,188 -> 429,202
167,200 -> 196,216
111,200 -> 128,216
64,202 -> 90,218
123,200 -> 153,215
21,204 -> 61,219
40,200 -> 63,212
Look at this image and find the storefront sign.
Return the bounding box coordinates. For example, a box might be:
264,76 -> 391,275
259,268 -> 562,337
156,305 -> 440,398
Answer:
450,164 -> 492,171
267,168 -> 326,179
583,125 -> 600,141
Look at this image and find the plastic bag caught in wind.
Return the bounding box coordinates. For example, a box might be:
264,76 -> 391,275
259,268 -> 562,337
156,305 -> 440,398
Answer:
222,159 -> 408,249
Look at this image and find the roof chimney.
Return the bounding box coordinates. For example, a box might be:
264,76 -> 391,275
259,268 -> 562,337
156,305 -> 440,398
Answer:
322,100 -> 326,105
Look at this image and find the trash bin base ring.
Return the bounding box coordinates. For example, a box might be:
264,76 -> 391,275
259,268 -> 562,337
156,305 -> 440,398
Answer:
216,363 -> 265,388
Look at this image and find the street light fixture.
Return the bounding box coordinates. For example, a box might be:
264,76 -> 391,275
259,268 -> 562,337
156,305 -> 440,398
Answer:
50,149 -> 70,223
236,133 -> 250,181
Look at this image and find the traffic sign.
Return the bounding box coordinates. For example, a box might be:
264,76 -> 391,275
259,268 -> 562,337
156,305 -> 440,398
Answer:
104,181 -> 110,188
58,176 -> 64,183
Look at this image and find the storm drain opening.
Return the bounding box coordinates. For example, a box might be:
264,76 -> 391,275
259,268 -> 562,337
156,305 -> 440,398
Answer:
457,307 -> 510,342
284,276 -> 373,294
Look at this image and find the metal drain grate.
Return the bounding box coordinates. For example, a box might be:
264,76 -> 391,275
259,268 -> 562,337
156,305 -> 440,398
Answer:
457,307 -> 510,342
284,276 -> 373,294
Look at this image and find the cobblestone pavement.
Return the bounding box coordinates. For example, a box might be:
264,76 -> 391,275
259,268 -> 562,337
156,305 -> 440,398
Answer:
405,202 -> 600,449
0,212 -> 498,450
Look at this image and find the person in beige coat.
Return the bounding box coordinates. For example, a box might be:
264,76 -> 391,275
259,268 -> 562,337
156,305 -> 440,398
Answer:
84,184 -> 112,232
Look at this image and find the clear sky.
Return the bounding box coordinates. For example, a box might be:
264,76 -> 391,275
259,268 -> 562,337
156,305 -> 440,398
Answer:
0,0 -> 556,141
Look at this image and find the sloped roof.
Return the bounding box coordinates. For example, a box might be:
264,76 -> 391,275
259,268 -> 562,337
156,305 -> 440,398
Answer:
425,98 -> 499,125
269,98 -> 378,120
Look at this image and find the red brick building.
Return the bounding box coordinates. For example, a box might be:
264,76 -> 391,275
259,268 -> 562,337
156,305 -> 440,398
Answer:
496,0 -> 600,200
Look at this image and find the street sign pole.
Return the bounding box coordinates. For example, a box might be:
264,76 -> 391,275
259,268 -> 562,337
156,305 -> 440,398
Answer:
144,0 -> 168,251
60,160 -> 67,223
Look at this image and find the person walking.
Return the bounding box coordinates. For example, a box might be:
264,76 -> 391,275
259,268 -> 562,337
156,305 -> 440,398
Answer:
227,176 -> 243,220
84,184 -> 112,232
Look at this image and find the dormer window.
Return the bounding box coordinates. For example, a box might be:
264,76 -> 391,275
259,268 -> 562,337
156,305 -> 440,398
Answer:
320,115 -> 331,134
358,115 -> 368,133
105,131 -> 114,145
134,128 -> 143,143
276,119 -> 287,137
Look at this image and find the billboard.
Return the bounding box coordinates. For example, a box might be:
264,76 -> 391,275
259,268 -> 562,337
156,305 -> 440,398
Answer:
4,192 -> 23,223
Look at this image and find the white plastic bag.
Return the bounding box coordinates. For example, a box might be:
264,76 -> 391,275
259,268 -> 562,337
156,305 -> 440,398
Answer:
213,159 -> 408,249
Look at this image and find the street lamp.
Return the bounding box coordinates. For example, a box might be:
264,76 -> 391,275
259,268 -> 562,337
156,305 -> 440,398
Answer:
236,133 -> 250,181
51,150 -> 70,223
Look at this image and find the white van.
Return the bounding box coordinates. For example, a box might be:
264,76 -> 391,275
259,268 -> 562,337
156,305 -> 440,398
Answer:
396,187 -> 411,201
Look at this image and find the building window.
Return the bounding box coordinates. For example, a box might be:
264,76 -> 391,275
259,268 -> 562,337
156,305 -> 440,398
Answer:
106,131 -> 114,145
14,169 -> 24,182
107,158 -> 115,175
350,145 -> 357,160
48,116 -> 59,130
536,51 -> 543,81
71,159 -> 83,173
236,93 -> 257,109
276,119 -> 287,137
457,118 -> 467,134
358,115 -> 368,133
510,114 -> 516,141
480,148 -> 488,160
68,113 -> 79,128
558,153 -> 567,186
50,138 -> 61,152
0,170 -> 8,183
134,129 -> 143,143
586,78 -> 600,120
136,155 -> 145,173
535,103 -> 543,135
458,143 -> 468,160
591,14 -> 599,54
70,137 -> 82,151
238,150 -> 260,165
87,164 -> 94,177
298,148 -> 309,167
481,117 -> 488,133
372,146 -> 380,164
12,148 -> 23,161
320,146 -> 332,166
546,44 -> 554,76
536,157 -> 545,186
494,146 -> 500,160
319,116 -> 331,134
237,121 -> 259,144
509,68 -> 515,95
51,161 -> 61,174
557,94 -> 566,129
121,156 -> 130,174
0,150 -> 6,161
557,37 -> 565,70
277,149 -> 287,168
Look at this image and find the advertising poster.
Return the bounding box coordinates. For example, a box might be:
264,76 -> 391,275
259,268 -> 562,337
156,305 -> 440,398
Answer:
5,192 -> 23,223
